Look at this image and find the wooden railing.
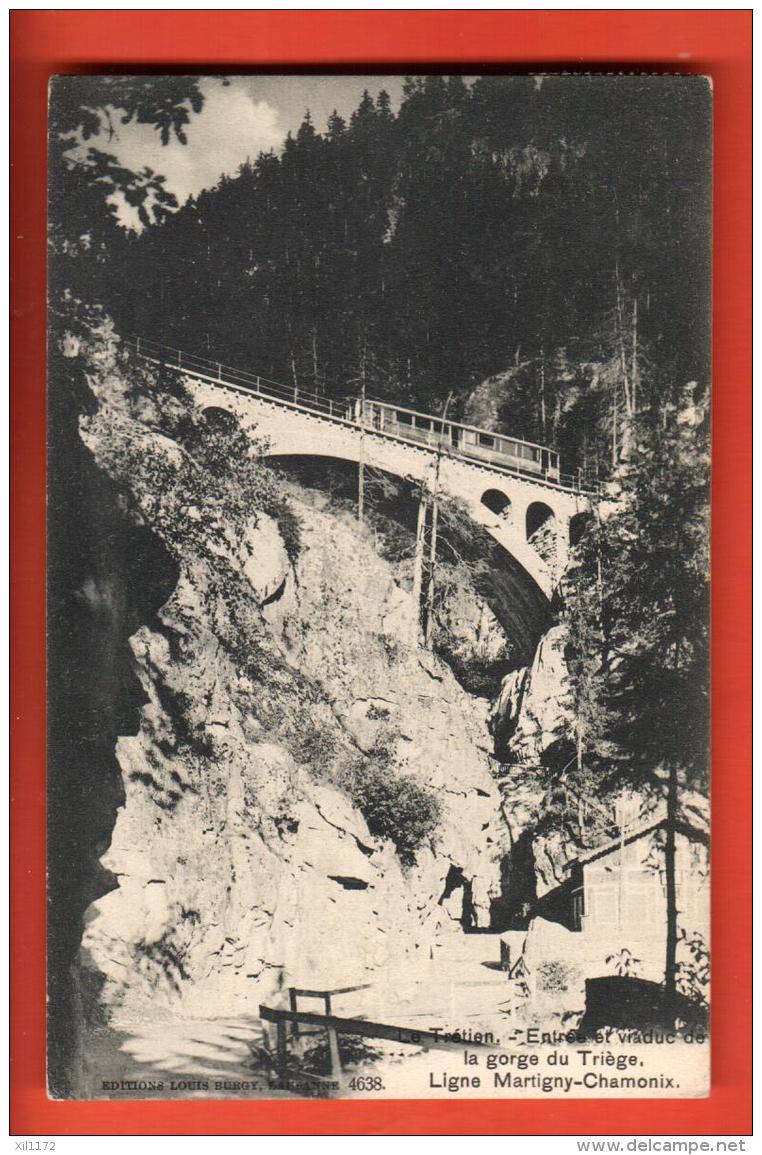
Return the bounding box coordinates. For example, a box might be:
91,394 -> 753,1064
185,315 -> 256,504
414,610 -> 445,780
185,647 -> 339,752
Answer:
288,983 -> 372,1025
260,985 -> 494,1085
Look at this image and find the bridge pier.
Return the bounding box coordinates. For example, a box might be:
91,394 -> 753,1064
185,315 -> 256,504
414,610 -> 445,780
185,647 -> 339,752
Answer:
555,521 -> 571,582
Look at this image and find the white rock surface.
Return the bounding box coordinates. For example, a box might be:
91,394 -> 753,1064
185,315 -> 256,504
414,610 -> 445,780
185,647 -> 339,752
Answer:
78,349 -> 513,1019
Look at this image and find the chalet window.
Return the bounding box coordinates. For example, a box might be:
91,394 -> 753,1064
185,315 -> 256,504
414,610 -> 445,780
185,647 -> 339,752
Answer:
589,884 -> 618,926
571,888 -> 585,931
659,869 -> 691,914
621,868 -> 662,924
627,883 -> 661,925
478,433 -> 495,448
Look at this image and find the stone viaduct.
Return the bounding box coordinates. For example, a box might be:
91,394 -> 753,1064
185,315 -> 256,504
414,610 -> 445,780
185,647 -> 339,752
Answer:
131,339 -> 593,605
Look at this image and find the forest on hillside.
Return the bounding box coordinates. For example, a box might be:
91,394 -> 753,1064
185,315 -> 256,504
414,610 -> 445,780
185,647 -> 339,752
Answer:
48,78 -> 712,1041
49,68 -> 713,782
49,71 -> 712,792
52,73 -> 711,482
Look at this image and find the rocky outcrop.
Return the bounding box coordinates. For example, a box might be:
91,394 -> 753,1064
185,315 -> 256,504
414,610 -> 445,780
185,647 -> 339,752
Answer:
76,332 -> 510,1020
462,364 -> 532,432
487,624 -> 580,911
491,624 -> 574,765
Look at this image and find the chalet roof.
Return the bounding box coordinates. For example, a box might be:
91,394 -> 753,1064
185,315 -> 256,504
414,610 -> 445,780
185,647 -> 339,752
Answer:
569,812 -> 709,870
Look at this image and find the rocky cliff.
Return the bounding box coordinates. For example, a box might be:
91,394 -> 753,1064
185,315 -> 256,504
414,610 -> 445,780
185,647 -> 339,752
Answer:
74,327 -> 521,1022
491,624 -> 574,768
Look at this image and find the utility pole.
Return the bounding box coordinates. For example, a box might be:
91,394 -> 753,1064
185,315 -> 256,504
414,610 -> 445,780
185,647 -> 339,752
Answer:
614,258 -> 634,461
663,761 -> 678,1006
631,295 -> 639,417
357,393 -> 365,526
614,259 -> 632,415
357,338 -> 367,525
614,796 -> 636,931
539,346 -> 547,438
576,726 -> 585,838
617,800 -> 626,930
423,393 -> 453,649
423,499 -> 439,648
664,635 -> 683,1011
411,485 -> 427,646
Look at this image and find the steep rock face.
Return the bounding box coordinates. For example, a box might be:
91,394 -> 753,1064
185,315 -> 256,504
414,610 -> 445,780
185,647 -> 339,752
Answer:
489,624 -> 578,907
428,562 -> 515,697
77,336 -> 509,1020
46,326 -> 181,1096
266,499 -> 506,902
491,624 -> 574,765
462,364 -> 531,432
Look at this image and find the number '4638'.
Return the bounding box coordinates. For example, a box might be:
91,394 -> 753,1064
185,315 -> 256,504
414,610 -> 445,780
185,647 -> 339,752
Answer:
348,1075 -> 384,1092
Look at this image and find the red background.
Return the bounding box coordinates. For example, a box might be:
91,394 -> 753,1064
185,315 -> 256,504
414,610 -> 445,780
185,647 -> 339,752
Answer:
10,10 -> 752,1137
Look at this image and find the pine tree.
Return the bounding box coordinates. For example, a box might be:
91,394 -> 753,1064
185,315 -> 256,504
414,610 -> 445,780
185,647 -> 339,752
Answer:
89,75 -> 710,491
565,384 -> 710,1005
327,109 -> 347,141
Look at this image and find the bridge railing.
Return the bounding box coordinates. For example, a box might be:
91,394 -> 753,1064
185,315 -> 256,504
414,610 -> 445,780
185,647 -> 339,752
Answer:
126,335 -> 598,496
126,335 -> 356,424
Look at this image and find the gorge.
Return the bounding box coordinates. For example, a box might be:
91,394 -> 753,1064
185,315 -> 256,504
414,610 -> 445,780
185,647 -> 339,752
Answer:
48,321 -> 580,1094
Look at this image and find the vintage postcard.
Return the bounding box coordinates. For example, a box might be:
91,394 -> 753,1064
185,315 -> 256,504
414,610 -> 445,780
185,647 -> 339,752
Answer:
47,73 -> 711,1101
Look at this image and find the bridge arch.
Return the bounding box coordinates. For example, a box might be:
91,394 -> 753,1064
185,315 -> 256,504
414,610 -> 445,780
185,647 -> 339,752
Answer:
526,501 -> 555,541
481,488 -> 511,517
526,501 -> 557,569
199,405 -> 242,433
569,510 -> 592,548
268,453 -> 552,664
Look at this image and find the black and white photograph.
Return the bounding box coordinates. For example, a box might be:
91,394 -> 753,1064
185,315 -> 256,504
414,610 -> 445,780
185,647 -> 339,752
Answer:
47,73 -> 712,1101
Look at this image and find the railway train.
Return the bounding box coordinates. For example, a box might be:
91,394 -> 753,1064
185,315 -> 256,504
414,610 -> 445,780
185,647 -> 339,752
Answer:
129,336 -> 564,485
352,398 -> 561,483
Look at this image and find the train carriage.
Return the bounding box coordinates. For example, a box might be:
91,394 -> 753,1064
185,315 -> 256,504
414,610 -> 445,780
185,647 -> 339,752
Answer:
130,337 -> 568,489
355,399 -> 560,483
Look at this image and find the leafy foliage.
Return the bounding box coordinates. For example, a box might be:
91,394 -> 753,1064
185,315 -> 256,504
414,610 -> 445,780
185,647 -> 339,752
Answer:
49,76 -> 204,231
338,758 -> 442,866
536,959 -> 577,993
135,371 -> 304,562
605,947 -> 642,979
48,76 -> 205,321
675,929 -> 710,1006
